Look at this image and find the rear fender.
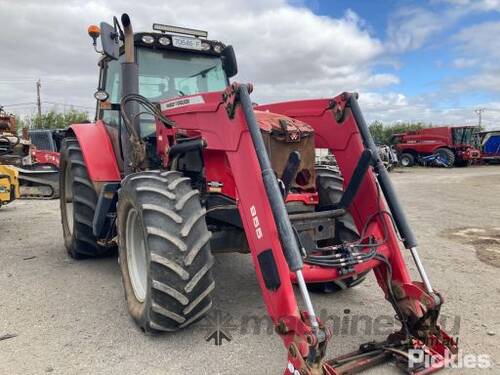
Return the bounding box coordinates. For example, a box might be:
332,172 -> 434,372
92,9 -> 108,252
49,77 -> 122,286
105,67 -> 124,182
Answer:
68,121 -> 121,183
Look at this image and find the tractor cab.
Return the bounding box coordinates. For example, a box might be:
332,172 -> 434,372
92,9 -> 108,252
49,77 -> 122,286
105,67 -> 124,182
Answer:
451,125 -> 476,147
90,22 -> 237,137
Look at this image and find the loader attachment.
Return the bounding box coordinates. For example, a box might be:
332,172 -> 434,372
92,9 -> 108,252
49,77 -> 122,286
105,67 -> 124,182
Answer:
229,85 -> 458,375
16,164 -> 60,199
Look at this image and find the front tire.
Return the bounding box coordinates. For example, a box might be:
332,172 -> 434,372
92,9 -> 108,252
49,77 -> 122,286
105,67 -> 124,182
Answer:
117,170 -> 214,333
399,153 -> 415,167
435,148 -> 455,167
60,137 -> 104,259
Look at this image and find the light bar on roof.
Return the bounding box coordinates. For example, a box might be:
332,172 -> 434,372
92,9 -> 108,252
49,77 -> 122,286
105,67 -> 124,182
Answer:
152,23 -> 208,38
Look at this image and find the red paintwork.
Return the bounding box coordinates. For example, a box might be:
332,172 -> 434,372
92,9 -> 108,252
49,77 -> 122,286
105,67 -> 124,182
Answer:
32,149 -> 60,168
258,98 -> 455,373
285,192 -> 318,205
393,126 -> 481,161
258,99 -> 411,284
76,89 -> 455,374
68,121 -> 121,182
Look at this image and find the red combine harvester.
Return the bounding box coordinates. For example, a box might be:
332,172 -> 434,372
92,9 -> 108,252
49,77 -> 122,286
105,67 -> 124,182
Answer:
392,126 -> 480,167
60,14 -> 457,374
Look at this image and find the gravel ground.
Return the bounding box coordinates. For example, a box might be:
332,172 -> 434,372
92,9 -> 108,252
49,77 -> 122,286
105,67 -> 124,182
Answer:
1,166 -> 499,374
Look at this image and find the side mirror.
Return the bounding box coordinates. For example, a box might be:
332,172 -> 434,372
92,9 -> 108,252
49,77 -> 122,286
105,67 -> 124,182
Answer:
221,45 -> 238,78
99,22 -> 120,60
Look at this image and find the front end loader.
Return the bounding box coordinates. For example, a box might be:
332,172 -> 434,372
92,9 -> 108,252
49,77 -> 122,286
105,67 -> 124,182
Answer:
59,14 -> 457,374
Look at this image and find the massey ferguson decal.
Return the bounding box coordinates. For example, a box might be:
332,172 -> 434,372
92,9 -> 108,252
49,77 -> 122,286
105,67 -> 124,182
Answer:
160,95 -> 205,111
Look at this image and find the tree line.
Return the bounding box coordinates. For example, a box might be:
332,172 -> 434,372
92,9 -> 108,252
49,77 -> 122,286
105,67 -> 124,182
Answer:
17,109 -> 90,130
14,110 -> 444,146
368,121 -> 429,145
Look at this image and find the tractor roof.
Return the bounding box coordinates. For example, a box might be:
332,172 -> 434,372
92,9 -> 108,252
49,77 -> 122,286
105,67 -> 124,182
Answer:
97,23 -> 226,66
133,23 -> 225,57
133,32 -> 225,57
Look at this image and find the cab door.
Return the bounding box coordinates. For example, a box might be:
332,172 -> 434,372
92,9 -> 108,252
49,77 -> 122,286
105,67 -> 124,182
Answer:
96,57 -> 123,171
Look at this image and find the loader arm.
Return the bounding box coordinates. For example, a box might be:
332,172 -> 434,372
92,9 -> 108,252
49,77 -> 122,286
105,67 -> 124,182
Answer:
156,86 -> 457,375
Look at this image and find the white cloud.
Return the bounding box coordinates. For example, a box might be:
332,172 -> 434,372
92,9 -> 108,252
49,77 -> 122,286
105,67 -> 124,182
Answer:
448,21 -> 500,93
452,58 -> 478,68
448,68 -> 500,93
438,0 -> 500,11
360,92 -> 500,129
454,21 -> 500,62
0,0 -> 498,126
0,0 -> 392,118
385,7 -> 447,52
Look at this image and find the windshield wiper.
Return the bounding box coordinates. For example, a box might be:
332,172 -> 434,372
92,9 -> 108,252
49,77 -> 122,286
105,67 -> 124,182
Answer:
189,65 -> 217,78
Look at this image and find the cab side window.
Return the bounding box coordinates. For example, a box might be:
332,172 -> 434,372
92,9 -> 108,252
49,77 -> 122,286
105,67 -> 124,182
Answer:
100,58 -> 121,127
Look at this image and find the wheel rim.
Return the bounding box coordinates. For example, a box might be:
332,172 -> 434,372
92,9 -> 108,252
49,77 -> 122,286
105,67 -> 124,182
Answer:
126,208 -> 148,303
64,163 -> 74,235
401,157 -> 410,166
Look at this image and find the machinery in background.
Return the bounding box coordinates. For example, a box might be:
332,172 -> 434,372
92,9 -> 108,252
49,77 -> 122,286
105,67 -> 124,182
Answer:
0,108 -> 60,199
477,130 -> 500,164
377,144 -> 398,171
0,165 -> 20,207
392,126 -> 481,167
29,129 -> 64,168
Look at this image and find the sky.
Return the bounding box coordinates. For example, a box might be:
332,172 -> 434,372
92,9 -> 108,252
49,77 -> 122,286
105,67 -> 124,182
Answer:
0,0 -> 500,128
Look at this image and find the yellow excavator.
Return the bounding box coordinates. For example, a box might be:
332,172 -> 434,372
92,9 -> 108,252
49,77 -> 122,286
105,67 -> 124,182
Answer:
0,164 -> 19,207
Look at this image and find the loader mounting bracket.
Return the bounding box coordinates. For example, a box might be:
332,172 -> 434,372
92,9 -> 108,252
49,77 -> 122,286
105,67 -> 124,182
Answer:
328,92 -> 356,123
222,82 -> 253,119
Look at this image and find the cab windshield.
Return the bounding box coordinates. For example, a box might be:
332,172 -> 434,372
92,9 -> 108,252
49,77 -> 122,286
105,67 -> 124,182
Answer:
452,127 -> 474,145
137,47 -> 228,101
101,48 -> 228,136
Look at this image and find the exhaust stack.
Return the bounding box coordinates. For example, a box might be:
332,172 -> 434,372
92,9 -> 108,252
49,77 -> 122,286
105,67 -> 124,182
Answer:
120,13 -> 139,175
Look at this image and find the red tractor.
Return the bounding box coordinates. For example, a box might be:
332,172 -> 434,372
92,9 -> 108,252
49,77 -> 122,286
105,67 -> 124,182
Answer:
392,126 -> 481,167
60,15 -> 457,374
29,129 -> 63,169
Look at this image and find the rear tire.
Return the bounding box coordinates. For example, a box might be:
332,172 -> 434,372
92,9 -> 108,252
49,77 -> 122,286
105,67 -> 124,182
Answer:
117,170 -> 214,333
399,153 -> 415,167
435,148 -> 455,167
60,137 -> 104,259
308,166 -> 367,293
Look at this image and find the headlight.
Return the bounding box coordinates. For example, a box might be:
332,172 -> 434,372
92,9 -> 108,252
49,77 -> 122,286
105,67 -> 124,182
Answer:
213,44 -> 222,53
141,35 -> 155,44
158,36 -> 170,46
201,42 -> 211,51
